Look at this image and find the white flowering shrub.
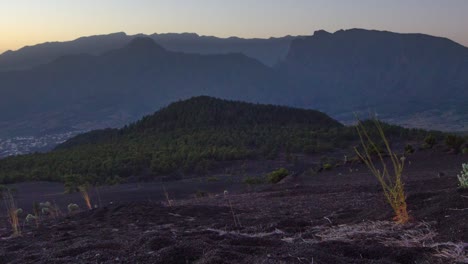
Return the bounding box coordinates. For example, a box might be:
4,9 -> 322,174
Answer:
25,214 -> 37,223
68,203 -> 79,213
458,163 -> 468,189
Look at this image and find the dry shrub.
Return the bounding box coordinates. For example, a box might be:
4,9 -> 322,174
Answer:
3,191 -> 21,237
354,118 -> 409,224
79,185 -> 92,210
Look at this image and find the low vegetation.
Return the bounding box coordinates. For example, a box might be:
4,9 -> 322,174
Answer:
67,203 -> 80,213
3,191 -> 21,237
243,176 -> 264,185
79,185 -> 93,210
423,134 -> 437,149
266,168 -> 290,184
0,97 -> 438,185
457,163 -> 468,189
355,118 -> 409,224
445,134 -> 466,153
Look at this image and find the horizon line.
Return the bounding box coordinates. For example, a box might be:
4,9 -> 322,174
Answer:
2,27 -> 467,55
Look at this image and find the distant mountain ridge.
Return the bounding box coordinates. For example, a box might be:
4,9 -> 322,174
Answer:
0,32 -> 294,70
0,37 -> 286,137
0,28 -> 467,143
281,29 -> 468,131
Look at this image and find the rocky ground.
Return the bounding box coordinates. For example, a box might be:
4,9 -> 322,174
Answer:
0,151 -> 467,263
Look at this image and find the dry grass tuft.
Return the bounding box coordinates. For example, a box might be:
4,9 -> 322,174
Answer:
163,186 -> 173,207
354,118 -> 409,224
79,185 -> 93,210
301,221 -> 467,262
433,242 -> 468,263
3,191 -> 21,237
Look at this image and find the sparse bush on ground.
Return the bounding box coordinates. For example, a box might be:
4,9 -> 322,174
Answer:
457,163 -> 468,189
305,168 -> 317,176
321,156 -> 338,170
462,147 -> 468,155
68,203 -> 80,213
445,135 -> 466,153
405,144 -> 415,154
206,176 -> 219,182
355,118 -> 409,224
196,190 -> 207,198
323,163 -> 333,170
266,168 -> 289,184
39,201 -> 61,218
25,214 -> 37,224
424,134 -> 437,149
243,176 -> 264,185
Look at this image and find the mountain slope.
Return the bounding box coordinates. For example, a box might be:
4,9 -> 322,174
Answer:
0,38 -> 285,137
0,96 -> 349,183
281,29 -> 468,130
1,29 -> 468,142
0,32 -> 294,71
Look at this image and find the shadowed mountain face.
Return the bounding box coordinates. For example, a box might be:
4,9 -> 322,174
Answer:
0,37 -> 286,137
281,29 -> 468,130
1,29 -> 468,140
0,32 -> 294,71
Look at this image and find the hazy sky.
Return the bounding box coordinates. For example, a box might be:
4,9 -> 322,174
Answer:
1,0 -> 467,53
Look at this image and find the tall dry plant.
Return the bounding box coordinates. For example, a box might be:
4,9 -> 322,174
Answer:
78,185 -> 92,210
163,186 -> 173,207
354,118 -> 409,224
4,191 -> 21,236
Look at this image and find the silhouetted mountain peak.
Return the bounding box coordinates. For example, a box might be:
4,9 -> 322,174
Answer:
124,37 -> 166,53
1,50 -> 13,56
313,30 -> 331,38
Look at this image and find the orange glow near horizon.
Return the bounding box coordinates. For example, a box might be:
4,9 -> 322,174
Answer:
1,0 -> 467,53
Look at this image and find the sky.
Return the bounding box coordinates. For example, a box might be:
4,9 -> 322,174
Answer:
1,0 -> 467,54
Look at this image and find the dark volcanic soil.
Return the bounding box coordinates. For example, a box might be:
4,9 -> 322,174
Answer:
0,151 -> 467,263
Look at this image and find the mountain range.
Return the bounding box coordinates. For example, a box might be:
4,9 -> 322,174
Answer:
0,32 -> 294,71
0,29 -> 467,141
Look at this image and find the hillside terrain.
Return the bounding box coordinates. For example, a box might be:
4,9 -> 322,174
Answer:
0,29 -> 467,153
0,38 -> 284,138
0,149 -> 467,263
0,96 -> 437,186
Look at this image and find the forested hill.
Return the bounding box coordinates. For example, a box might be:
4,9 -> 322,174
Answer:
57,96 -> 341,149
0,97 -> 431,185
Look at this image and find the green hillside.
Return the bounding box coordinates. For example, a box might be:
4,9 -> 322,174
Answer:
0,96 -> 432,185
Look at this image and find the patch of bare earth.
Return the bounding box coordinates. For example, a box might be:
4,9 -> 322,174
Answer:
0,152 -> 467,263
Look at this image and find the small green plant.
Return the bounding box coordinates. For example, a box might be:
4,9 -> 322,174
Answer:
323,163 -> 333,170
354,117 -> 409,224
457,163 -> 468,189
243,176 -> 264,185
266,168 -> 289,184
